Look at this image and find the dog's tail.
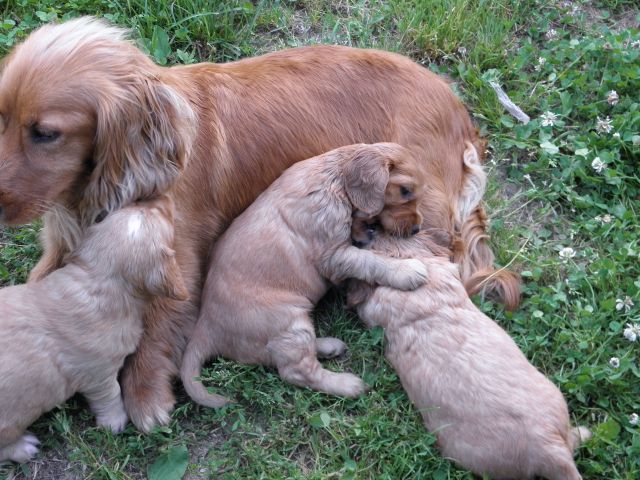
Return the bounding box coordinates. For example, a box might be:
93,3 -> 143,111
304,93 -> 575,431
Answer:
180,333 -> 231,408
569,426 -> 592,451
455,142 -> 521,311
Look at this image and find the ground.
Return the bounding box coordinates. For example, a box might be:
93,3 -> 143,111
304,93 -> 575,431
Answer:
0,0 -> 639,479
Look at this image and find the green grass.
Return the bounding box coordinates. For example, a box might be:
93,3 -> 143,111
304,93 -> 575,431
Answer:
1,0 -> 639,478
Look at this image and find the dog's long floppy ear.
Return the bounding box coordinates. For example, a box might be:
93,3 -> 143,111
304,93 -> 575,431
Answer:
344,145 -> 391,216
145,246 -> 190,301
82,74 -> 196,225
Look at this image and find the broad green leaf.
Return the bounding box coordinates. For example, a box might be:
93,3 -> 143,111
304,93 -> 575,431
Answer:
151,26 -> 171,65
148,445 -> 189,480
540,141 -> 559,155
309,411 -> 331,428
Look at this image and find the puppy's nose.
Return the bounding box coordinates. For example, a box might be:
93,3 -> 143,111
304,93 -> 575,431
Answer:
411,224 -> 421,235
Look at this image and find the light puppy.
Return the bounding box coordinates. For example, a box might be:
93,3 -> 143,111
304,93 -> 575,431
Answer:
0,196 -> 187,463
181,143 -> 426,406
347,229 -> 589,480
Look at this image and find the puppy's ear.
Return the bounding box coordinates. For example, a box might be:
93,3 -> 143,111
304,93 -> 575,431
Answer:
344,146 -> 390,216
82,75 -> 196,225
145,247 -> 190,301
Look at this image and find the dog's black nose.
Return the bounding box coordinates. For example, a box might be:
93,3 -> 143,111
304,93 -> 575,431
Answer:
352,239 -> 367,248
411,225 -> 420,235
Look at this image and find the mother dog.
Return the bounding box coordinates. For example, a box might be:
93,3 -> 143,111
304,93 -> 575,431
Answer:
0,17 -> 519,431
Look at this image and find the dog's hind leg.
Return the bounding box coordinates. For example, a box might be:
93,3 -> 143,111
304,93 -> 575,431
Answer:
269,318 -> 366,398
537,441 -> 584,480
83,375 -> 129,433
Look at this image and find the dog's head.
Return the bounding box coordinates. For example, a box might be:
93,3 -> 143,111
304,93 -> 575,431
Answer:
344,143 -> 423,242
74,194 -> 189,301
0,17 -> 196,227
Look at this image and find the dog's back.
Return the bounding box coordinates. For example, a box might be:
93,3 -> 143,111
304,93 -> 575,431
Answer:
350,233 -> 588,480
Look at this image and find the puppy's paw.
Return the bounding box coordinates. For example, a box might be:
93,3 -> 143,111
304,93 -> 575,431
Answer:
97,405 -> 129,434
389,258 -> 428,291
316,337 -> 348,359
333,373 -> 367,398
0,434 -> 40,463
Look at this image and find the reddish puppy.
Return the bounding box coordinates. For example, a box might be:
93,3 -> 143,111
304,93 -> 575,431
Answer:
0,17 -> 519,431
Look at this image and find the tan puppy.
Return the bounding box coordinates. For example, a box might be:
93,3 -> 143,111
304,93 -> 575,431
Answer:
347,231 -> 590,480
181,143 -> 426,406
0,196 -> 187,463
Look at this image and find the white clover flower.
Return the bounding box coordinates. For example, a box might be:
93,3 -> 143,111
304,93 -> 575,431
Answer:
457,46 -> 467,56
540,111 -> 558,127
534,57 -> 547,71
630,413 -> 639,426
609,357 -> 620,368
596,116 -> 614,134
623,323 -> 640,342
607,90 -> 619,105
616,296 -> 634,312
558,247 -> 576,260
602,214 -> 612,224
613,132 -> 621,139
591,157 -> 606,173
546,28 -> 558,40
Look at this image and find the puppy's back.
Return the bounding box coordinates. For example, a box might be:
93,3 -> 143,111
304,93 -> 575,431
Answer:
355,235 -> 585,479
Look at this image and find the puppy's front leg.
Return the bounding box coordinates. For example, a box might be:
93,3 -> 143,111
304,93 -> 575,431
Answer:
83,376 -> 128,434
324,246 -> 427,291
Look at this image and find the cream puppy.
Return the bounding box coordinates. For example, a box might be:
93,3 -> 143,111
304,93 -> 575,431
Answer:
181,143 -> 427,406
347,230 -> 590,480
0,196 -> 187,463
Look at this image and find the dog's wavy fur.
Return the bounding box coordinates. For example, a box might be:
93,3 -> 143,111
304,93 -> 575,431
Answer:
181,143 -> 426,406
347,232 -> 589,480
0,17 -> 519,430
453,142 -> 521,310
0,196 -> 187,463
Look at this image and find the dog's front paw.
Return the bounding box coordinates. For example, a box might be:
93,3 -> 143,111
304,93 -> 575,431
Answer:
126,393 -> 173,433
0,433 -> 40,463
389,258 -> 428,291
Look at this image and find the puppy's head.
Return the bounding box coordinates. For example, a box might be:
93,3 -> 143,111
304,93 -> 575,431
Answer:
75,194 -> 189,301
0,17 -> 195,227
349,143 -> 424,244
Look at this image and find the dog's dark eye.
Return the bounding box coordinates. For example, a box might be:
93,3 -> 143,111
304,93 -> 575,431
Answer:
400,186 -> 412,198
30,125 -> 61,144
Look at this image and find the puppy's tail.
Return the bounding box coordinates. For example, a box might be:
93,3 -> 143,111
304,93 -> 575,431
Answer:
180,335 -> 231,409
455,142 -> 521,310
569,426 -> 592,451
